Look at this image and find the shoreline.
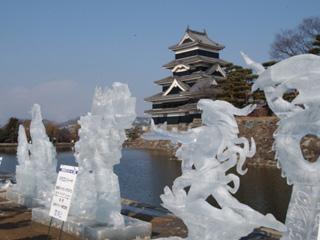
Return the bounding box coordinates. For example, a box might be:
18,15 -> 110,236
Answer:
0,142 -> 279,168
0,142 -> 74,154
124,145 -> 278,168
0,194 -> 282,239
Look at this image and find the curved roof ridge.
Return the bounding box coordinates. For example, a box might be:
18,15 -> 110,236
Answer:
186,28 -> 207,36
169,28 -> 225,51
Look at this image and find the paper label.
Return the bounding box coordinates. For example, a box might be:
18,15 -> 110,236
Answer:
49,165 -> 78,221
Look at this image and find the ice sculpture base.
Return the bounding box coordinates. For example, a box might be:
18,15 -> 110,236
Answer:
0,190 -> 6,199
157,237 -> 181,240
32,207 -> 152,240
156,238 -> 182,240
281,184 -> 320,240
6,189 -> 41,208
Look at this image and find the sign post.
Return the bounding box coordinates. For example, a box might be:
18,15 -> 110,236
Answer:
47,165 -> 78,240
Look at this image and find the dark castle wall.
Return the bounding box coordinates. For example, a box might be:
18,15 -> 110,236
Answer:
153,114 -> 201,125
175,49 -> 219,59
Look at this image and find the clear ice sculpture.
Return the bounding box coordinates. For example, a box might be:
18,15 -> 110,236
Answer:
14,104 -> 57,208
14,125 -> 35,197
143,99 -> 286,240
242,52 -> 320,240
69,82 -> 136,227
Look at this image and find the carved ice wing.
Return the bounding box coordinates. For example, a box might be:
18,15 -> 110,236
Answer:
240,51 -> 265,74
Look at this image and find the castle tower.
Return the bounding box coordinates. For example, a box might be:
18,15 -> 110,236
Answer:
145,28 -> 229,125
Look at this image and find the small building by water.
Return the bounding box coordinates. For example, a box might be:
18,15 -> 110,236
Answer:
145,27 -> 229,125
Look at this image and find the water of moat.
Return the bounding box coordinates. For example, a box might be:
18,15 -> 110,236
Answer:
0,148 -> 291,223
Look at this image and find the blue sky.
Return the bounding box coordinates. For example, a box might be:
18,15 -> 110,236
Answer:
0,0 -> 319,123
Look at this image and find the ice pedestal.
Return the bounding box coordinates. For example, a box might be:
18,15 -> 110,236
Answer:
281,184 -> 320,240
6,189 -> 41,208
32,207 -> 151,240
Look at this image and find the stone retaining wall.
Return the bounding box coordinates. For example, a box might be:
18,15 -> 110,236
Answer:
125,116 -> 280,166
237,116 -> 278,167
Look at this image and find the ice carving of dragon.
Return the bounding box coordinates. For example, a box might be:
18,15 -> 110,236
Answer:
144,99 -> 286,240
242,52 -> 320,240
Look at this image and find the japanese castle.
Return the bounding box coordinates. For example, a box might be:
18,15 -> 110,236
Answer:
145,28 -> 229,125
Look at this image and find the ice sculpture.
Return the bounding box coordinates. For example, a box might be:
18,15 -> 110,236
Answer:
13,104 -> 57,208
14,125 -> 35,197
243,53 -> 320,240
143,99 -> 286,240
70,82 -> 136,227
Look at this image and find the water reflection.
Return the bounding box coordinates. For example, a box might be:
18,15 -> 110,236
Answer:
115,149 -> 181,207
0,153 -> 17,174
0,149 -> 291,223
236,167 -> 292,223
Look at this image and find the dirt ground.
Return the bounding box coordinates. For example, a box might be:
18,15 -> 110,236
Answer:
0,197 -> 187,240
0,199 -> 82,240
0,197 -> 280,240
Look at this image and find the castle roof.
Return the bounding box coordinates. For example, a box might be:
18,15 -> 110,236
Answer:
144,92 -> 189,103
169,28 -> 225,52
144,85 -> 222,103
154,72 -> 216,85
163,55 -> 228,69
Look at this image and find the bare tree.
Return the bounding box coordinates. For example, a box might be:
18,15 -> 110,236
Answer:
270,16 -> 320,60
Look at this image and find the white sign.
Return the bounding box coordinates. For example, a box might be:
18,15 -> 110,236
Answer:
49,165 -> 78,222
318,221 -> 320,240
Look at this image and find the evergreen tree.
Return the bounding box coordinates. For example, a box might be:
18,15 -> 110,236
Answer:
309,34 -> 320,55
217,64 -> 265,108
0,118 -> 20,143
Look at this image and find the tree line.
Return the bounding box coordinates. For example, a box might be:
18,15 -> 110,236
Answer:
0,117 -> 142,144
0,118 -> 80,144
219,16 -> 320,113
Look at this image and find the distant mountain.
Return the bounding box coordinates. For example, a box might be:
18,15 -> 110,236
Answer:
58,116 -> 151,129
58,118 -> 79,129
